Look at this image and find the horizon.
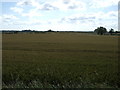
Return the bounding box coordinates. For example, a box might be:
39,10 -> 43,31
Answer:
0,29 -> 94,32
0,0 -> 119,31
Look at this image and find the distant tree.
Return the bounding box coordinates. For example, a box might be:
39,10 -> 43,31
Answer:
94,26 -> 107,35
47,29 -> 54,32
22,30 -> 32,32
109,28 -> 114,35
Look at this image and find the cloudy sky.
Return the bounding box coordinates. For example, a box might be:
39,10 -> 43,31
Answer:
0,0 -> 119,31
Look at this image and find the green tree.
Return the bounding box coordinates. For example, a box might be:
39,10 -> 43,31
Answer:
94,27 -> 107,35
47,29 -> 54,32
109,28 -> 114,35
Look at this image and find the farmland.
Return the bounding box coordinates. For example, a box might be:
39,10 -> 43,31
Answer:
2,33 -> 119,88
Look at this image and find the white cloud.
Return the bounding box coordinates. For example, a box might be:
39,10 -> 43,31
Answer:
0,16 -> 2,24
0,0 -> 19,2
3,14 -> 19,20
16,0 -> 31,6
16,0 -> 42,9
51,0 -> 86,11
1,0 -> 118,31
11,0 -> 85,19
59,11 -> 118,30
90,0 -> 119,8
1,14 -> 19,26
67,0 -> 86,10
16,0 -> 86,11
61,11 -> 117,24
50,0 -> 68,11
11,7 -> 23,14
40,3 -> 58,10
21,8 -> 42,17
11,7 -> 42,18
107,11 -> 118,18
30,0 -> 42,9
11,17 -> 45,26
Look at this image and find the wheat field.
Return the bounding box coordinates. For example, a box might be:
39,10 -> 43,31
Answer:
2,33 -> 119,88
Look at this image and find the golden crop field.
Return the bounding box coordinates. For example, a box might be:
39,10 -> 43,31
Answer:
2,33 -> 119,88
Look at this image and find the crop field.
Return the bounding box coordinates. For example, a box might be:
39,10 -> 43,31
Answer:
2,33 -> 119,88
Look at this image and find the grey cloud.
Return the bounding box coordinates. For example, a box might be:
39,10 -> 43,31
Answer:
18,1 -> 59,11
59,18 -> 66,23
63,0 -> 70,4
69,16 -> 96,22
3,19 -> 10,23
3,17 -> 12,23
4,17 -> 11,20
109,13 -> 117,17
23,1 -> 31,5
19,0 -> 32,6
2,18 -> 13,25
41,4 -> 58,11
60,16 -> 96,24
68,4 -> 78,9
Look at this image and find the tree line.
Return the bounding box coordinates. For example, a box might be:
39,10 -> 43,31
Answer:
2,27 -> 120,35
94,26 -> 119,35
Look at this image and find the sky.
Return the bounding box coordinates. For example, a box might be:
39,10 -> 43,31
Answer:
0,0 -> 119,31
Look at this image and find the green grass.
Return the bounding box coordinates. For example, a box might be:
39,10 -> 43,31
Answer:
2,33 -> 119,88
